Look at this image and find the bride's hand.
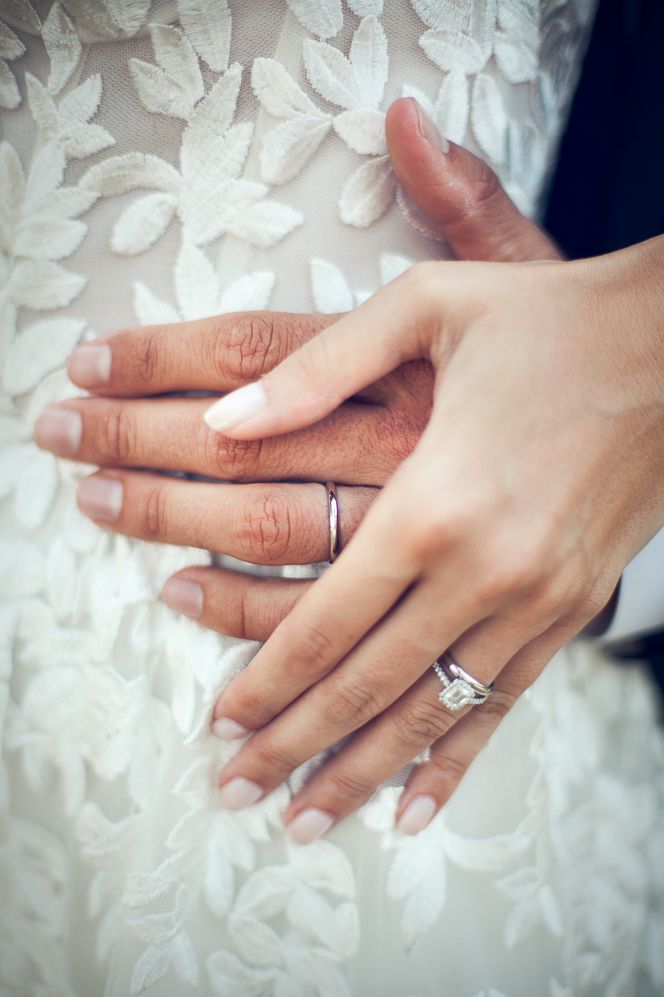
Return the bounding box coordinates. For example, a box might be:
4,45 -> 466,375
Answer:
206,234 -> 664,842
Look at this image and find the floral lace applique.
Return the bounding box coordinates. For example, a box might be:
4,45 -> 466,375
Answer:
3,3 -> 663,996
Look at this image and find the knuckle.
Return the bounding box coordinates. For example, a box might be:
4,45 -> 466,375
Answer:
136,331 -> 160,385
392,699 -> 452,749
382,410 -> 426,469
99,406 -> 135,462
400,506 -> 459,563
227,682 -> 264,719
482,558 -> 540,604
326,768 -> 374,803
480,533 -> 549,603
529,574 -> 575,619
289,622 -> 335,674
201,423 -> 264,480
252,738 -> 299,778
325,678 -> 383,730
403,260 -> 446,317
222,313 -> 282,382
461,156 -> 502,216
429,751 -> 468,795
243,490 -> 294,564
143,481 -> 171,540
474,688 -> 515,727
577,577 -> 616,623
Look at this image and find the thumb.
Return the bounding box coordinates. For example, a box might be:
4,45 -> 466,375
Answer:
386,97 -> 562,262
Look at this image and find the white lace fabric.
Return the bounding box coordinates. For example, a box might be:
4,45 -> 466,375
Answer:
1,2 -> 663,995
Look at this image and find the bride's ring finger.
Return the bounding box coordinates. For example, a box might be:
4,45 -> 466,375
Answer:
278,613 -> 566,842
76,470 -> 377,565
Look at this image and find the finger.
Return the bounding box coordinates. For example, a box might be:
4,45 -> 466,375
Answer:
392,616 -> 578,835
161,566 -> 313,639
203,262 -> 453,439
34,396 -> 397,484
76,470 -> 377,565
214,571 -> 491,806
66,311 -> 335,396
211,469 -> 429,733
386,98 -> 563,263
278,613 -> 570,841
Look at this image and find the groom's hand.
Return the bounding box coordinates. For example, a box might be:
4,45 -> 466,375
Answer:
40,98 -> 562,587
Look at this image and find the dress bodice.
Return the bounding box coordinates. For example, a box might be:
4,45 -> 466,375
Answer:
2,4 -> 663,996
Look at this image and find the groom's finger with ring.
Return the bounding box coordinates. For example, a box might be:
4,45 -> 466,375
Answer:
35,397 -> 391,484
212,475 -> 430,734
76,470 -> 375,565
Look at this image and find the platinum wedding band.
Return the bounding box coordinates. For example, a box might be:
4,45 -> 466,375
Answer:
324,481 -> 341,563
433,651 -> 494,712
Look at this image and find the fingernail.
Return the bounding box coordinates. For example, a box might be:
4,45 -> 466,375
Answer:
77,475 -> 123,523
218,776 -> 263,809
67,343 -> 111,388
212,716 -> 251,740
34,406 -> 82,456
204,382 -> 267,433
396,794 -> 437,835
286,807 -> 334,844
161,576 -> 203,619
411,100 -> 449,154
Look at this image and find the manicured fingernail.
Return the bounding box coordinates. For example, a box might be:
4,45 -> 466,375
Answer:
77,475 -> 123,523
67,343 -> 111,388
218,776 -> 263,809
204,382 -> 267,433
34,405 -> 82,456
212,716 -> 251,740
396,794 -> 437,835
286,807 -> 334,844
411,100 -> 449,154
161,576 -> 203,619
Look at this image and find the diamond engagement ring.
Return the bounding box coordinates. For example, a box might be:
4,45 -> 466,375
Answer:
433,651 -> 494,712
324,481 -> 341,563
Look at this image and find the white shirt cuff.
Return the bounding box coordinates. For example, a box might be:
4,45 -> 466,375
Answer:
600,527 -> 664,645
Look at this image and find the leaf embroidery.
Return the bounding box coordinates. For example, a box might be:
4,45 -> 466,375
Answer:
129,23 -> 203,120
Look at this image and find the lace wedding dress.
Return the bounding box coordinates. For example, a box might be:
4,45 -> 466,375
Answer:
1,2 -> 663,995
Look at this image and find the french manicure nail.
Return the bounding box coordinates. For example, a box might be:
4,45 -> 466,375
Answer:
212,716 -> 251,740
286,807 -> 334,845
412,100 -> 450,154
77,475 -> 123,523
161,577 -> 203,619
218,776 -> 263,809
204,382 -> 267,433
34,406 -> 82,456
68,343 -> 111,388
396,794 -> 437,835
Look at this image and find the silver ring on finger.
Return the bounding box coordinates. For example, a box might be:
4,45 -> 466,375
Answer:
432,650 -> 494,712
324,481 -> 341,563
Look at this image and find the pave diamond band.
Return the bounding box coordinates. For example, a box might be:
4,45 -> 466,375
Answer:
433,652 -> 494,712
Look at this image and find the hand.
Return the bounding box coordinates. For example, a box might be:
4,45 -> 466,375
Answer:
34,98 -> 568,838
205,233 -> 664,843
36,98 -> 560,575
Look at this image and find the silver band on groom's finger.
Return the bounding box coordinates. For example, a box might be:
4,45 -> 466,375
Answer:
324,481 -> 341,563
433,651 -> 494,711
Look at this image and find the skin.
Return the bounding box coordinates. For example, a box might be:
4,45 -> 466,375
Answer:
34,99 -> 634,841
